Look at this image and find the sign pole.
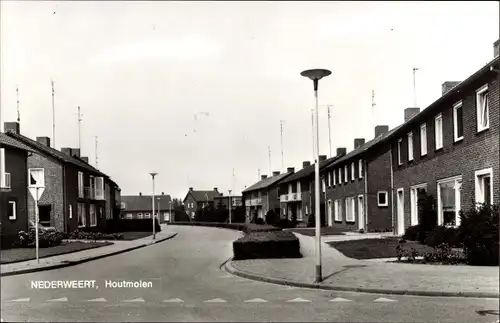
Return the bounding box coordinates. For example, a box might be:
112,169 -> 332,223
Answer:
35,188 -> 39,264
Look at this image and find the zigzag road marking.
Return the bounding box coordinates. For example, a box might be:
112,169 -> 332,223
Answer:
121,298 -> 145,303
6,298 -> 30,303
162,298 -> 184,303
46,297 -> 68,303
204,298 -> 227,303
244,298 -> 268,303
286,298 -> 312,303
373,297 -> 398,303
330,297 -> 352,302
87,298 -> 107,302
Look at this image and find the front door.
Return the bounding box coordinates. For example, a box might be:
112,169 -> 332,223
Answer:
397,189 -> 405,235
357,195 -> 364,231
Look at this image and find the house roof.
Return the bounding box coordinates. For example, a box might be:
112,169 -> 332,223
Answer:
183,190 -> 222,203
390,56 -> 499,139
5,131 -> 107,177
0,132 -> 35,152
279,155 -> 344,185
242,172 -> 293,193
121,194 -> 172,212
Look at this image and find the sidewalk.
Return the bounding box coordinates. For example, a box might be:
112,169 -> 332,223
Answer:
226,232 -> 499,298
1,225 -> 177,277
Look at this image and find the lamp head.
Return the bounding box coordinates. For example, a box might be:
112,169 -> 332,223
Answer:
149,172 -> 158,178
300,69 -> 331,81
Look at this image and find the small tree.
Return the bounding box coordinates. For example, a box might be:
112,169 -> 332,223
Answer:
265,209 -> 278,225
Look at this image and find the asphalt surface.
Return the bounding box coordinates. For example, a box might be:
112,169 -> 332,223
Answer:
1,225 -> 499,322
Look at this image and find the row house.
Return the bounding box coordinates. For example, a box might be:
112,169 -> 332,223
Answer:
278,153 -> 345,225
183,187 -> 222,219
321,126 -> 400,232
213,195 -> 243,209
0,132 -> 34,242
4,122 -> 121,233
121,192 -> 172,222
390,48 -> 499,234
242,169 -> 294,221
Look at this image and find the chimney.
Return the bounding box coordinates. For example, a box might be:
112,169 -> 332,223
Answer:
441,82 -> 461,96
162,192 -> 164,195
214,187 -> 218,192
272,171 -> 280,176
404,108 -> 421,122
319,155 -> 327,162
375,125 -> 389,138
36,136 -> 51,147
261,175 -> 268,180
4,122 -> 20,134
494,39 -> 499,58
81,157 -> 89,163
302,161 -> 311,168
189,187 -> 193,191
336,147 -> 347,156
354,138 -> 365,149
71,148 -> 81,158
139,192 -> 142,196
61,147 -> 72,156
287,167 -> 294,173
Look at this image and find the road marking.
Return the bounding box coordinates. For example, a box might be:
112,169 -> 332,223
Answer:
204,298 -> 227,303
286,298 -> 312,303
373,297 -> 397,302
330,297 -> 352,302
7,298 -> 30,303
244,298 -> 268,303
87,298 -> 107,302
47,297 -> 68,302
162,298 -> 184,303
121,298 -> 145,303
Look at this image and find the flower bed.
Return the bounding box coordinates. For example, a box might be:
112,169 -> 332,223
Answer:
64,230 -> 124,241
233,230 -> 301,260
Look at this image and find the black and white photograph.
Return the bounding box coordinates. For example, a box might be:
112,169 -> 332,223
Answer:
0,1 -> 499,322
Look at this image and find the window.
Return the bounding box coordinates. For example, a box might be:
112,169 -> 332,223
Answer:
77,203 -> 86,227
435,113 -> 443,150
125,213 -> 133,219
69,205 -> 73,219
437,176 -> 462,226
344,166 -> 348,183
89,204 -> 97,226
28,168 -> 45,187
408,132 -> 414,161
397,138 -> 403,165
78,171 -> 84,198
4,172 -> 11,189
351,162 -> 355,181
410,184 -> 427,226
345,197 -> 355,222
95,177 -> 104,200
476,84 -> 489,132
297,181 -> 301,192
338,168 -> 342,184
358,160 -> 363,178
333,170 -> 337,186
288,183 -> 293,194
8,201 -> 16,220
334,199 -> 341,221
297,205 -> 303,221
144,213 -> 151,219
191,211 -> 195,218
328,172 -> 332,187
322,178 -> 326,192
377,191 -> 388,207
327,200 -> 333,226
475,168 -> 493,206
453,101 -> 464,142
420,123 -> 427,156
137,213 -> 144,219
305,204 -> 309,215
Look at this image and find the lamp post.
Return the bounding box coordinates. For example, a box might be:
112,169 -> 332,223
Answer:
149,173 -> 158,239
300,68 -> 331,283
228,189 -> 232,224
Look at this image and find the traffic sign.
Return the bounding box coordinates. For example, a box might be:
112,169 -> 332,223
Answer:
28,187 -> 45,201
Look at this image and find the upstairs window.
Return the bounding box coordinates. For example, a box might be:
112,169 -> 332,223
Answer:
344,166 -> 348,183
476,84 -> 489,132
358,160 -> 363,178
397,138 -> 403,165
8,200 -> 16,220
453,101 -> 464,142
408,132 -> 414,161
420,123 -> 428,156
351,162 -> 355,181
327,172 -> 332,187
377,191 -> 388,207
435,113 -> 443,150
333,170 -> 337,185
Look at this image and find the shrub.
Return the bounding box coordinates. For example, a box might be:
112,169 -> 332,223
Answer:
417,193 -> 438,244
16,228 -> 65,248
275,218 -> 294,229
232,206 -> 246,223
104,218 -> 161,233
233,230 -> 302,260
395,242 -> 464,265
243,223 -> 281,234
458,203 -> 499,266
255,218 -> 265,225
66,230 -> 124,241
424,225 -> 461,248
265,210 -> 278,226
402,225 -> 420,241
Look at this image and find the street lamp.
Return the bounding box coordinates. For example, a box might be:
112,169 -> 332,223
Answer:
149,172 -> 158,239
228,189 -> 232,224
300,68 -> 331,283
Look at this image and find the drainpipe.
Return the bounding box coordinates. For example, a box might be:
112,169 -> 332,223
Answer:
62,165 -> 67,233
364,160 -> 368,231
389,148 -> 395,235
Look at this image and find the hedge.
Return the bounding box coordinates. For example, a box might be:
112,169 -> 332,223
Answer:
15,228 -> 65,248
233,230 -> 302,260
102,219 -> 161,233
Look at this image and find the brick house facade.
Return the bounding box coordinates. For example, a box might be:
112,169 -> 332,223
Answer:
4,123 -> 121,233
390,54 -> 499,235
183,187 -> 222,219
121,192 -> 172,223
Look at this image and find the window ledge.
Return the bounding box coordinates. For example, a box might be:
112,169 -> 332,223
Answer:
346,221 -> 356,224
378,204 -> 389,208
8,217 -> 16,221
453,137 -> 464,143
477,127 -> 489,134
435,147 -> 443,152
421,153 -> 427,157
334,220 -> 342,223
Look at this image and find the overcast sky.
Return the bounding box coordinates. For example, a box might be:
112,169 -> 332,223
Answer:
1,1 -> 498,199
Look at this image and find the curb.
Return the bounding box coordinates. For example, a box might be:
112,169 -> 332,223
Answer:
224,259 -> 500,299
0,233 -> 178,277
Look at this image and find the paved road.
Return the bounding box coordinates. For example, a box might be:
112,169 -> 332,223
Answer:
1,226 -> 499,322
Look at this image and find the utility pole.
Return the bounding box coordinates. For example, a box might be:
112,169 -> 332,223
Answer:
372,90 -> 376,137
77,107 -> 83,152
16,86 -> 20,123
268,146 -> 271,176
327,105 -> 332,158
51,80 -> 56,149
94,136 -> 99,169
258,168 -> 260,180
280,120 -> 284,172
413,67 -> 419,107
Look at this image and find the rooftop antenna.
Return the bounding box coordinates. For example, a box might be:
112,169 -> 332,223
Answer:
413,67 -> 419,107
327,105 -> 332,158
77,107 -> 83,152
258,168 -> 260,180
372,89 -> 376,138
51,79 -> 56,149
16,86 -> 20,123
280,120 -> 285,172
268,146 -> 272,176
94,136 -> 99,169
311,108 -> 315,160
